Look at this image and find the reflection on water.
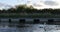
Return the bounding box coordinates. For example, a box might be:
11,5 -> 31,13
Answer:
0,22 -> 60,32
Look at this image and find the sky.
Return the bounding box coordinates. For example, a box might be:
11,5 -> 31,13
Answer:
0,0 -> 60,9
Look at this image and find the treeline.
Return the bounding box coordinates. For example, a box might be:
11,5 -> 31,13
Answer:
0,5 -> 60,14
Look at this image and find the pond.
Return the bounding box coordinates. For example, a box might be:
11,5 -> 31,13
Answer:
0,23 -> 60,32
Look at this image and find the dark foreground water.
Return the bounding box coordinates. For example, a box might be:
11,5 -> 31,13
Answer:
0,24 -> 60,32
0,22 -> 60,32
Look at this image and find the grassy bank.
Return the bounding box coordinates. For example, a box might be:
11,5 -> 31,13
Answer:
0,13 -> 60,18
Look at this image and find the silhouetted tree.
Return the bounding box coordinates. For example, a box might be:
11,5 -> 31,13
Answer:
1,4 -> 60,14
